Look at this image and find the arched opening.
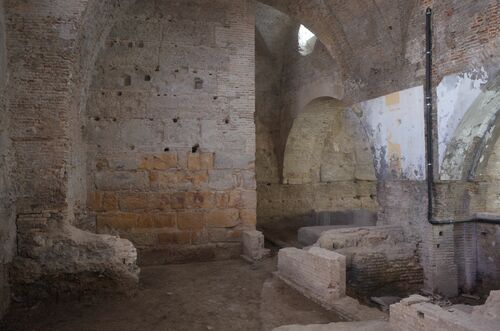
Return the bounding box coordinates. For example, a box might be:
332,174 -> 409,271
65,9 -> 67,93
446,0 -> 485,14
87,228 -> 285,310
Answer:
259,97 -> 378,245
297,24 -> 317,56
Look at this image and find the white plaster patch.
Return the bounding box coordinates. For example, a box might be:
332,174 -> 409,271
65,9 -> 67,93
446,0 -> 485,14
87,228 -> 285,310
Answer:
358,86 -> 425,180
437,68 -> 488,168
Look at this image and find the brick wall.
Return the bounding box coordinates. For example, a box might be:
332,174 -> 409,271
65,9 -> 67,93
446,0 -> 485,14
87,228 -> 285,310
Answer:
0,0 -> 13,318
86,0 -> 256,263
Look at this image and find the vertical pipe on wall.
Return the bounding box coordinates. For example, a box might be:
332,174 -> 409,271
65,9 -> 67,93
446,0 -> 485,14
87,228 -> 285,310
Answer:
425,8 -> 434,222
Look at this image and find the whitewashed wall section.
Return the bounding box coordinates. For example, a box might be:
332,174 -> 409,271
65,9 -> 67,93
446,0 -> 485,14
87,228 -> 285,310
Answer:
437,69 -> 489,169
357,86 -> 425,180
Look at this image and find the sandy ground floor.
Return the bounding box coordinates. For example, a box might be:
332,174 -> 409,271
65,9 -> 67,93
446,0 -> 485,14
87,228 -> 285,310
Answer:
1,257 -> 344,331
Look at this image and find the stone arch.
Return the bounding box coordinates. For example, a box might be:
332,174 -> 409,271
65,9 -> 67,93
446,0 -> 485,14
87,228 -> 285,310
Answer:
440,76 -> 500,181
283,97 -> 376,185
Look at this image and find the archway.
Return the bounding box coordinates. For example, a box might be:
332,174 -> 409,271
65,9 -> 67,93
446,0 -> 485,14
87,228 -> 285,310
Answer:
259,97 -> 378,245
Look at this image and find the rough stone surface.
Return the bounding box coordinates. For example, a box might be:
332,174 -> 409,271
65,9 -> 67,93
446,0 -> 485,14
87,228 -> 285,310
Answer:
242,230 -> 268,261
390,291 -> 500,331
12,213 -> 139,302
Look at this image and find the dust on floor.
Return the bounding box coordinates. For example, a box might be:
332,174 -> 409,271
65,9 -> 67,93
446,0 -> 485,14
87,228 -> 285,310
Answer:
1,257 -> 344,331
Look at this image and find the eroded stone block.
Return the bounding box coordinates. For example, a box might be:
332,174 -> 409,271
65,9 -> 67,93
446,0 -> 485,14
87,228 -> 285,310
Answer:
242,230 -> 267,261
277,247 -> 346,306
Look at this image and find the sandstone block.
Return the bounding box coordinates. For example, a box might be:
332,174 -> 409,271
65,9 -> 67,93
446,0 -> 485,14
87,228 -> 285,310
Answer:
97,213 -> 139,233
177,212 -> 206,230
139,153 -> 177,170
153,213 -> 178,228
242,230 -> 266,261
158,231 -> 192,245
187,153 -> 214,170
88,192 -> 118,211
206,209 -> 240,228
119,193 -> 170,211
95,171 -> 148,191
240,209 -> 257,228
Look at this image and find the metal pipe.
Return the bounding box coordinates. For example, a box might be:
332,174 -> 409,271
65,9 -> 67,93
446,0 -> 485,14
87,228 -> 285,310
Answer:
430,213 -> 500,225
425,7 -> 434,222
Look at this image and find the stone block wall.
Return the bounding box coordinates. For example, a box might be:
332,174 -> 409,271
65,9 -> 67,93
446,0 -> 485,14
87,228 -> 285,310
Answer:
86,0 -> 256,263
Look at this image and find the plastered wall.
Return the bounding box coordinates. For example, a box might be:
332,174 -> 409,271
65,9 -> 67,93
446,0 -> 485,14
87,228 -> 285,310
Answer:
86,0 -> 256,264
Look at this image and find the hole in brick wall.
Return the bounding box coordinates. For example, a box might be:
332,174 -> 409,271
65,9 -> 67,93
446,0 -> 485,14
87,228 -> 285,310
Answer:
213,96 -> 218,100
192,144 -> 200,153
137,41 -> 145,48
173,117 -> 179,123
388,25 -> 393,30
145,75 -> 151,81
194,77 -> 203,89
193,70 -> 198,74
370,194 -> 376,200
117,91 -> 123,96
94,116 -> 100,121
164,147 -> 170,152
155,65 -> 160,72
112,118 -> 117,122
224,118 -> 230,124
175,69 -> 179,73
267,183 -> 271,186
122,75 -> 132,86
130,145 -> 135,151
437,244 -> 440,248
128,42 -> 134,48
439,231 -> 443,236
417,311 -> 425,319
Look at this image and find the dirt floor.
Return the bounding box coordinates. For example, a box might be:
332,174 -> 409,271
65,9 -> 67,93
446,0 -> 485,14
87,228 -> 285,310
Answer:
1,257 -> 344,331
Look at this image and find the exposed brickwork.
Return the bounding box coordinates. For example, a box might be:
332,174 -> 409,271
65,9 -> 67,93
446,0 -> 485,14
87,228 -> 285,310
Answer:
318,226 -> 424,298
